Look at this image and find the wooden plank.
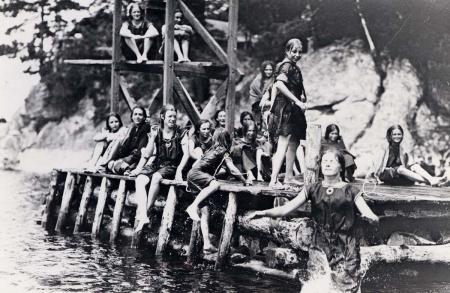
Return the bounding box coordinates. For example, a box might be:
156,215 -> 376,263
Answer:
119,76 -> 137,110
179,0 -> 227,64
55,172 -> 77,233
215,192 -> 238,269
64,60 -> 228,79
109,179 -> 127,243
147,86 -> 163,114
225,0 -> 239,135
163,0 -> 175,104
304,124 -> 322,184
110,0 -> 122,113
173,75 -> 202,128
73,176 -> 94,233
91,177 -> 109,238
155,186 -> 178,256
186,221 -> 201,263
41,170 -> 60,230
200,79 -> 228,120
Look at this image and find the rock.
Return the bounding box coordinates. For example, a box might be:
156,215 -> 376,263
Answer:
24,83 -> 64,121
387,232 -> 436,246
264,247 -> 299,269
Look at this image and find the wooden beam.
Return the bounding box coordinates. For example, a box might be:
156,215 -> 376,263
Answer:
110,179 -> 127,243
215,192 -> 238,269
64,60 -> 228,79
200,79 -> 228,119
74,176 -> 94,233
187,221 -> 201,263
225,0 -> 239,135
91,177 -> 109,238
163,0 -> 176,104
110,0 -> 122,113
119,76 -> 137,110
41,170 -> 60,230
304,124 -> 322,185
179,0 -> 227,64
173,75 -> 202,128
155,186 -> 178,256
55,172 -> 77,233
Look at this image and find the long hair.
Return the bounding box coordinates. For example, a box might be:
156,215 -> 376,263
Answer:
126,3 -> 144,20
130,106 -> 147,124
386,124 -> 404,145
243,120 -> 257,144
259,60 -> 275,90
239,111 -> 254,127
212,128 -> 232,151
319,147 -> 346,181
160,104 -> 177,129
105,113 -> 123,132
324,124 -> 342,141
195,119 -> 212,136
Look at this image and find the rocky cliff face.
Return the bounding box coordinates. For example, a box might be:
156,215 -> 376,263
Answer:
1,40 -> 448,174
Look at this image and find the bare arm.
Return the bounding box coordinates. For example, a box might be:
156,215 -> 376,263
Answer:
129,134 -> 156,176
355,194 -> 379,224
119,22 -> 136,38
275,81 -> 306,109
224,156 -> 248,184
93,128 -> 109,142
175,134 -> 190,180
248,189 -> 308,218
143,23 -> 159,38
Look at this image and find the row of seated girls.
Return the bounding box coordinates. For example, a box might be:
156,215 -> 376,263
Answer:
120,3 -> 192,63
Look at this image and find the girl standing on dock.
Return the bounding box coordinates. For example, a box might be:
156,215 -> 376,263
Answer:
373,125 -> 445,186
186,129 -> 251,224
322,124 -> 357,182
248,149 -> 379,293
120,3 -> 159,63
268,38 -> 307,188
85,113 -> 128,172
249,60 -> 275,128
130,104 -> 188,232
107,106 -> 150,175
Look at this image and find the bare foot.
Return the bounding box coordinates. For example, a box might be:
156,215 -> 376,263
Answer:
134,217 -> 150,233
136,56 -> 144,64
141,56 -> 148,63
284,178 -> 303,186
268,181 -> 284,189
429,176 -> 447,187
186,205 -> 201,221
203,245 -> 218,254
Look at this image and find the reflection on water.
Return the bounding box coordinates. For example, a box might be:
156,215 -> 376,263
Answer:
0,170 -> 449,292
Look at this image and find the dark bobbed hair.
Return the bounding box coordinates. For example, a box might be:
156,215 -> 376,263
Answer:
319,147 -> 346,181
126,3 -> 144,20
106,113 -> 123,132
324,124 -> 342,141
386,124 -> 404,145
131,106 -> 147,124
212,128 -> 232,150
160,104 -> 177,129
239,111 -> 254,126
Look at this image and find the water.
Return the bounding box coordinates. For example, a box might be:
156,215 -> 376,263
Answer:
0,170 -> 449,292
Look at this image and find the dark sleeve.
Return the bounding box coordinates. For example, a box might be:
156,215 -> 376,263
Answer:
276,63 -> 293,83
303,183 -> 315,201
348,184 -> 363,201
131,124 -> 150,161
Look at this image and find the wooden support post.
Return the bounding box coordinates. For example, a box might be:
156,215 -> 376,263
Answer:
225,0 -> 239,136
155,186 -> 178,256
110,0 -> 122,113
73,176 -> 94,233
55,172 -> 77,233
178,0 -> 227,64
200,79 -> 228,119
119,76 -> 137,110
173,75 -> 202,127
304,124 -> 322,184
215,192 -> 238,270
42,170 -> 60,230
91,177 -> 109,238
110,179 -> 127,243
186,221 -> 201,263
163,0 -> 175,105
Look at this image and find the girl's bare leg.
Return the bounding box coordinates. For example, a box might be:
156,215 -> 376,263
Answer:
186,180 -> 220,221
146,172 -> 163,210
96,140 -> 121,169
181,39 -> 190,61
409,164 -> 446,186
284,138 -> 301,184
256,148 -> 264,181
296,142 -> 306,174
173,39 -> 184,62
124,38 -> 142,60
135,175 -> 150,222
200,206 -> 215,251
142,38 -> 152,61
269,135 -> 290,187
86,141 -> 106,169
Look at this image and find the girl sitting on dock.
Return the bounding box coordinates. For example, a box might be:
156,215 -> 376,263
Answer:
130,104 -> 188,232
268,38 -> 307,188
234,111 -> 255,138
188,119 -> 213,161
107,106 -> 150,175
248,148 -> 380,293
186,128 -> 251,224
120,3 -> 159,63
85,113 -> 128,172
231,120 -> 258,181
373,125 -> 445,186
160,10 -> 194,62
322,124 -> 357,182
